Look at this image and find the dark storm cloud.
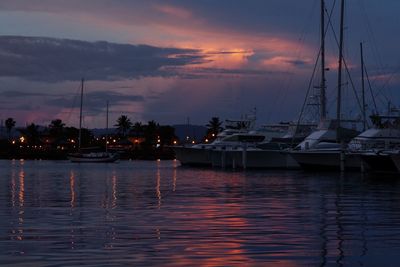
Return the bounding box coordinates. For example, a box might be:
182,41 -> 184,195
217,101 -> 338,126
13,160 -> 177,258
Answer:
0,103 -> 38,111
285,59 -> 309,67
46,90 -> 144,109
0,36 -> 204,82
0,90 -> 47,97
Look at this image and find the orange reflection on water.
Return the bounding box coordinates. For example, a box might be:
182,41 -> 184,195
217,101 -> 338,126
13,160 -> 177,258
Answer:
70,171 -> 76,208
173,165 -> 177,192
112,173 -> 117,209
17,166 -> 25,241
11,169 -> 16,207
18,169 -> 25,208
158,172 -> 309,267
156,162 -> 162,209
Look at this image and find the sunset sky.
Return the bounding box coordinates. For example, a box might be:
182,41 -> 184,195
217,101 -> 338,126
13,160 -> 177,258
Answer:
0,0 -> 399,128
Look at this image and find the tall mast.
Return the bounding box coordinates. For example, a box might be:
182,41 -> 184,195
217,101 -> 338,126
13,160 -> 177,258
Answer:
320,0 -> 327,121
336,0 -> 345,133
78,78 -> 84,151
106,101 -> 109,152
360,42 -> 367,131
360,42 -> 366,131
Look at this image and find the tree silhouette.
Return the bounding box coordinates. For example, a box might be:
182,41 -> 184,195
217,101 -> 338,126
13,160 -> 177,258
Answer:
132,122 -> 143,136
49,119 -> 65,139
143,120 -> 159,146
206,117 -> 223,138
24,123 -> 40,145
115,115 -> 132,137
5,117 -> 16,139
159,125 -> 176,145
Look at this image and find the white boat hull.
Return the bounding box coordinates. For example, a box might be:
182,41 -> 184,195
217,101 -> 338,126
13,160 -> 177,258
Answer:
172,146 -> 212,166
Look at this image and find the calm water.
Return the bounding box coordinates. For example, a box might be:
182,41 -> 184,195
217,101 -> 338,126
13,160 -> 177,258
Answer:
1,160 -> 400,266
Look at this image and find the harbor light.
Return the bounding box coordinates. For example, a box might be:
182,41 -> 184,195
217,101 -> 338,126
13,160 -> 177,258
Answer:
19,136 -> 25,143
205,139 -> 209,143
173,140 -> 177,145
11,140 -> 15,144
192,140 -> 195,144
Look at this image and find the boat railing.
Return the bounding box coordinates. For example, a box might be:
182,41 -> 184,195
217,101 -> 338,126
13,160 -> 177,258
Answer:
348,139 -> 400,151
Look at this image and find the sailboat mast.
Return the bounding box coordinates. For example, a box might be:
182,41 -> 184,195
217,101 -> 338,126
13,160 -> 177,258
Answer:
106,101 -> 109,153
336,0 -> 345,131
320,0 -> 327,121
78,78 -> 84,151
360,42 -> 366,131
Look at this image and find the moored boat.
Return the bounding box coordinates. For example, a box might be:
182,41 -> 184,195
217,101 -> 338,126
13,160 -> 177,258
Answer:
69,79 -> 118,163
69,151 -> 120,163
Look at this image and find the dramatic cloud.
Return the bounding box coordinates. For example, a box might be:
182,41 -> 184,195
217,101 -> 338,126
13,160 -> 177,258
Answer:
0,1 -> 398,127
0,36 -> 204,82
46,90 -> 145,113
0,90 -> 47,98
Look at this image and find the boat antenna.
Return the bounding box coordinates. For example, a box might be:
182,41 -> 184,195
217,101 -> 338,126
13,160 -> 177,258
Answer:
78,78 -> 84,151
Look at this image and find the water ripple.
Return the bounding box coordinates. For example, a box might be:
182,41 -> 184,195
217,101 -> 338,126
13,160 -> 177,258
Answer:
0,160 -> 400,266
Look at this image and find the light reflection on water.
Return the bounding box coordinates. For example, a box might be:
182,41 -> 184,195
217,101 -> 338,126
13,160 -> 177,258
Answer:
0,160 -> 400,266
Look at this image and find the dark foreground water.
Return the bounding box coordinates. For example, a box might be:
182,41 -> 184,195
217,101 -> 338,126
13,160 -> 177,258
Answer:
1,160 -> 400,266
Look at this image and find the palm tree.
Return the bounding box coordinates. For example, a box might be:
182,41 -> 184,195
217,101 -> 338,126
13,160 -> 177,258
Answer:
115,115 -> 132,137
5,117 -> 16,139
132,122 -> 143,136
206,117 -> 223,138
49,119 -> 65,139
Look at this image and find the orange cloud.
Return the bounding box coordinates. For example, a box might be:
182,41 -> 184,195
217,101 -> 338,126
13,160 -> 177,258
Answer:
153,4 -> 192,19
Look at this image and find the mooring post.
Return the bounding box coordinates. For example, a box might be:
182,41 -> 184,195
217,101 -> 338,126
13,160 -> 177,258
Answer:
340,141 -> 345,172
221,149 -> 226,169
242,143 -> 247,170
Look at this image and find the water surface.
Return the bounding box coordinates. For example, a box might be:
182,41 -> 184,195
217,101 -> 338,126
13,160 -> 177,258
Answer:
1,159 -> 400,266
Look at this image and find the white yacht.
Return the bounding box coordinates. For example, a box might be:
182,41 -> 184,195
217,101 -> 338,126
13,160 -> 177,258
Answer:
173,119 -> 266,167
209,123 -> 315,169
172,118 -> 306,167
290,120 -> 361,170
350,115 -> 400,173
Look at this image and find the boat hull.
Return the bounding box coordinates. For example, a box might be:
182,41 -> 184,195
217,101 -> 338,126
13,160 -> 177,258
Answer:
359,153 -> 398,173
210,149 -> 300,169
390,154 -> 400,173
172,146 -> 212,166
290,150 -> 362,171
69,152 -> 119,163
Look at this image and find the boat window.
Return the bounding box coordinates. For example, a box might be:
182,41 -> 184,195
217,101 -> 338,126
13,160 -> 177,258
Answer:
223,135 -> 265,142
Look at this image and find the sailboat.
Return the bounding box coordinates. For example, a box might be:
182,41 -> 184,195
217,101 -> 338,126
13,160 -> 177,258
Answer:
69,79 -> 119,163
290,0 -> 363,170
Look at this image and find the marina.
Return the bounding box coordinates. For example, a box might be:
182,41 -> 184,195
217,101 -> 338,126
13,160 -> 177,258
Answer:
1,0 -> 400,265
